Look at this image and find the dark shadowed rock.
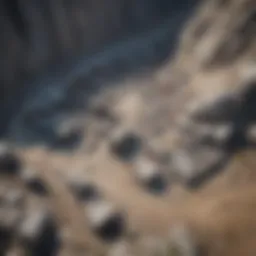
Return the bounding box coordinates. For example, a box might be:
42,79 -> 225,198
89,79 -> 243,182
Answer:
21,169 -> 48,196
0,143 -> 21,175
18,208 -> 60,256
110,132 -> 143,161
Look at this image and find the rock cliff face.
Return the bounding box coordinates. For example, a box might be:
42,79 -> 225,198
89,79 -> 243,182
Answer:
0,0 -> 197,136
0,0 -> 255,255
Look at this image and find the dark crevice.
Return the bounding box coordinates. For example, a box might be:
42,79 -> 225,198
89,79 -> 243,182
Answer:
24,218 -> 60,256
71,183 -> 101,202
94,213 -> 126,242
110,133 -> 143,161
0,151 -> 21,175
25,177 -> 49,196
143,173 -> 169,195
